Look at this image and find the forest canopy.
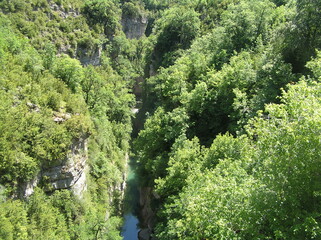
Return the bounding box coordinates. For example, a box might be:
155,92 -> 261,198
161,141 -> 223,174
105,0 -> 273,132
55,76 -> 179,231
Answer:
134,0 -> 321,239
1,0 -> 321,239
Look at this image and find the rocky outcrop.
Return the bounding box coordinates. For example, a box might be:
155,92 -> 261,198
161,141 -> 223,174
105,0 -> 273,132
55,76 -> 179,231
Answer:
48,1 -> 101,65
53,112 -> 72,123
20,136 -> 88,198
139,187 -> 156,230
77,45 -> 102,66
49,2 -> 80,19
20,177 -> 39,198
138,228 -> 152,240
72,164 -> 88,197
122,15 -> 148,39
42,136 -> 88,195
133,77 -> 144,99
137,186 -> 160,240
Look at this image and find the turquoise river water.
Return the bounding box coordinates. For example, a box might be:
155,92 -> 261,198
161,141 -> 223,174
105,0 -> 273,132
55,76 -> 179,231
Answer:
121,160 -> 140,239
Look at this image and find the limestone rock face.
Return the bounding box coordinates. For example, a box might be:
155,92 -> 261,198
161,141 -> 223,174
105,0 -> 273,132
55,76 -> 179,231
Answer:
20,136 -> 88,198
137,187 -> 160,240
49,2 -> 80,19
122,15 -> 148,39
139,187 -> 156,229
48,1 -> 101,65
43,136 -> 88,196
138,228 -> 151,240
20,177 -> 39,198
77,46 -> 102,66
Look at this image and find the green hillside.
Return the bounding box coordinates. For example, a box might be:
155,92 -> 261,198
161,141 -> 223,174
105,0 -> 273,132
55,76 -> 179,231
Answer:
1,0 -> 321,239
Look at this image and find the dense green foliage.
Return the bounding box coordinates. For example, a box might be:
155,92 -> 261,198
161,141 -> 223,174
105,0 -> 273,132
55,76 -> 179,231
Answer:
0,19 -> 90,187
0,1 -> 136,238
133,0 -> 321,239
2,0 -> 321,239
154,79 -> 321,239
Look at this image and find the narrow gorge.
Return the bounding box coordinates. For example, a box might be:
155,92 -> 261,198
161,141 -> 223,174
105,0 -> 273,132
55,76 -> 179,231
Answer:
2,0 -> 321,240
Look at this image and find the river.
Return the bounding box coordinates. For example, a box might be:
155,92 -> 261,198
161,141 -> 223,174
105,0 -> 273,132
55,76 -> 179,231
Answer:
121,159 -> 141,239
121,89 -> 144,239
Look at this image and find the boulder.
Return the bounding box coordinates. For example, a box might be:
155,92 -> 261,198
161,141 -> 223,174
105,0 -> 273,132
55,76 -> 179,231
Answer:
138,228 -> 151,240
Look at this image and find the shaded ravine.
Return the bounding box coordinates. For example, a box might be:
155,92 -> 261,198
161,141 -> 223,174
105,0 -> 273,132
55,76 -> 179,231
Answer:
121,82 -> 145,239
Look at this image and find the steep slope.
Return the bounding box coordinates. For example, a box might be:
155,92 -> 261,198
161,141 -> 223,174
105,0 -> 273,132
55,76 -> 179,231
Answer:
2,0 -> 321,239
0,0 -> 140,238
134,0 -> 321,239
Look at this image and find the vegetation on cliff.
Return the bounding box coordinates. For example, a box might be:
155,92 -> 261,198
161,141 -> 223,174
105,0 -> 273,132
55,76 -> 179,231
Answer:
1,0 -> 321,239
135,0 -> 321,239
0,0 -> 139,239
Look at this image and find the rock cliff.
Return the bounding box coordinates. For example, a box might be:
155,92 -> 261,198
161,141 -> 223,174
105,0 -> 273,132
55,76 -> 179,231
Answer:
49,1 -> 102,66
77,45 -> 102,66
122,15 -> 148,39
138,187 -> 157,240
20,136 -> 88,198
